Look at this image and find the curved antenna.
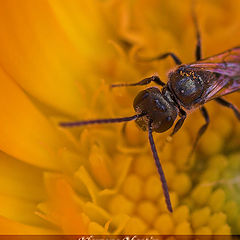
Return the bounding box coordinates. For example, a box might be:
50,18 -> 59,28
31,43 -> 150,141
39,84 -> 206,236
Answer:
148,121 -> 173,212
59,113 -> 143,127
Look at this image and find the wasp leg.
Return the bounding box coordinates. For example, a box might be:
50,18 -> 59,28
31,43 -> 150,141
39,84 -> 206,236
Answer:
192,1 -> 202,60
170,108 -> 187,137
137,52 -> 182,65
215,97 -> 240,120
189,106 -> 209,158
111,75 -> 165,88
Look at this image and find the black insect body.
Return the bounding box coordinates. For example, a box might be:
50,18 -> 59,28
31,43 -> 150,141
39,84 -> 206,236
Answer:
168,69 -> 206,108
133,87 -> 178,133
60,9 -> 240,212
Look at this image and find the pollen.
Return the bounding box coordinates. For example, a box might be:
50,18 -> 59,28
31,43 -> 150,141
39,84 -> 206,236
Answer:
195,226 -> 212,235
122,174 -> 143,201
154,213 -> 174,234
191,183 -> 212,206
229,152 -> 240,170
208,188 -> 226,212
208,212 -> 227,232
171,173 -> 192,196
137,200 -> 158,224
143,175 -> 163,200
173,205 -> 190,224
175,221 -> 192,235
133,154 -> 156,178
215,224 -> 231,235
108,194 -> 134,215
208,154 -> 228,171
200,131 -> 223,156
224,201 -> 239,224
191,207 -> 211,229
125,120 -> 146,146
123,217 -> 147,234
163,162 -> 176,187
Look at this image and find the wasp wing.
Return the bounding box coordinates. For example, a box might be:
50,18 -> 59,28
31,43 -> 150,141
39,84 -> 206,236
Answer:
186,47 -> 240,102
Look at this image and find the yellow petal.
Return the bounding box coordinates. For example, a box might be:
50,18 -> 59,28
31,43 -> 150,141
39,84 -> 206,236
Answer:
44,173 -> 90,234
0,194 -> 42,226
0,69 -> 62,169
0,216 -> 57,234
0,151 -> 45,200
0,0 -> 85,116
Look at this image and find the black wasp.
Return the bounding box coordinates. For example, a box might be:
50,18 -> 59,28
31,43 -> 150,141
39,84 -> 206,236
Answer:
60,6 -> 240,212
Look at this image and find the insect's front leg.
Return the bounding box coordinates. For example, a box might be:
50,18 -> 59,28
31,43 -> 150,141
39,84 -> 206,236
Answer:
111,75 -> 165,88
170,108 -> 187,137
215,97 -> 240,120
137,52 -> 182,65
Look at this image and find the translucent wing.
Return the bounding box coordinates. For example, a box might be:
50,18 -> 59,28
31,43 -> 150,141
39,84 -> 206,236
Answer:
185,47 -> 240,102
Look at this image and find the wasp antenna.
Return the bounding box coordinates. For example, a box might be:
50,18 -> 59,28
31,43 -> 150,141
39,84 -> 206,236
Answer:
59,113 -> 144,128
148,121 -> 173,213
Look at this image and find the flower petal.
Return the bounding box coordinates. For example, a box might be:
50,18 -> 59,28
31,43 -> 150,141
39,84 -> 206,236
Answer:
0,215 -> 57,234
0,69 -> 63,169
0,0 -> 86,116
44,173 -> 90,234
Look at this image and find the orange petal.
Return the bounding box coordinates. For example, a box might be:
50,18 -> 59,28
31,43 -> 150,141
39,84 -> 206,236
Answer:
0,0 -> 85,116
0,68 -> 62,169
0,215 -> 57,234
44,173 -> 90,234
0,151 -> 45,200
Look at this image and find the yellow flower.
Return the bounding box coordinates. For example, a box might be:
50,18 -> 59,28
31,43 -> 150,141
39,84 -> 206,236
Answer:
0,0 -> 239,235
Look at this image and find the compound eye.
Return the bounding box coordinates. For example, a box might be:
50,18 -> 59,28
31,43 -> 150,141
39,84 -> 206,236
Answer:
141,92 -> 150,101
167,116 -> 172,122
133,90 -> 149,109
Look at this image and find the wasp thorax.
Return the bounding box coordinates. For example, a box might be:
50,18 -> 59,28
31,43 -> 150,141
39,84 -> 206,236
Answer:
133,87 -> 178,133
169,69 -> 204,108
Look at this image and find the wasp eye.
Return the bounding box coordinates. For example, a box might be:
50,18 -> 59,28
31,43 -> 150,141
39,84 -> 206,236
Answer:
141,92 -> 149,100
167,116 -> 172,122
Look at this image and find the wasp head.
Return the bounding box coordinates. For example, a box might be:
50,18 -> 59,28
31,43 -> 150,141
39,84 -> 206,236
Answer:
133,87 -> 178,133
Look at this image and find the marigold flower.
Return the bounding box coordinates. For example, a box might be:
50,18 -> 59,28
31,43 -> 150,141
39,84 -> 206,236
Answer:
0,0 -> 239,236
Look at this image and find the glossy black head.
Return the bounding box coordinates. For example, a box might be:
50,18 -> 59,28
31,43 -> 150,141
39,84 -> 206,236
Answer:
133,87 -> 178,133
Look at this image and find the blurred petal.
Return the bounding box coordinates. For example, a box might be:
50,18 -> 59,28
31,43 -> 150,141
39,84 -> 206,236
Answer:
0,68 -> 62,169
0,0 -> 86,116
44,173 -> 89,234
0,216 -> 57,235
0,151 -> 45,201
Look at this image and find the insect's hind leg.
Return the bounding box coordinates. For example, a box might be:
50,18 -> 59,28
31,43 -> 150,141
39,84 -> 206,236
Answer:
188,106 -> 209,159
111,75 -> 165,88
192,1 -> 202,61
215,97 -> 240,120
